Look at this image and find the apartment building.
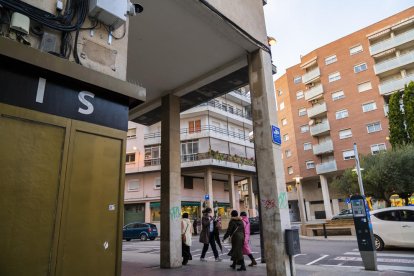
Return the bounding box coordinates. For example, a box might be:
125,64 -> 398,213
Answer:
124,88 -> 258,229
275,7 -> 414,222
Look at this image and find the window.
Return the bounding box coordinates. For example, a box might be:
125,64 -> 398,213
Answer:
128,180 -> 140,191
350,44 -> 363,55
332,90 -> 345,101
281,118 -> 288,126
300,125 -> 309,133
367,122 -> 382,133
283,134 -> 289,141
294,76 -> 302,84
126,153 -> 135,163
181,140 -> 199,161
228,105 -> 234,114
399,210 -> 414,222
154,177 -> 161,189
127,128 -> 136,139
354,63 -> 368,73
328,72 -> 341,82
298,108 -> 307,117
325,55 -> 337,65
296,90 -> 304,100
188,119 -> 201,133
184,176 -> 194,189
306,161 -> 315,169
304,142 -> 312,151
335,109 -> 349,120
358,81 -> 372,92
339,129 -> 352,139
374,210 -> 399,221
221,102 -> 228,112
277,90 -> 283,96
362,102 -> 377,112
279,102 -> 285,110
287,166 -> 293,175
343,149 -> 355,160
144,145 -> 161,166
285,149 -> 292,158
371,143 -> 386,155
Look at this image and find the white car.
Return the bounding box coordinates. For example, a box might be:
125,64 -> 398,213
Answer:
370,206 -> 414,251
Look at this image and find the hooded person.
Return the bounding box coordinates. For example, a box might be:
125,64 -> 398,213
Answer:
181,212 -> 193,265
199,207 -> 222,262
240,211 -> 257,266
222,210 -> 246,271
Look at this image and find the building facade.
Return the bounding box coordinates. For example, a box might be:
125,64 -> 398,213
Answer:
124,88 -> 258,230
275,8 -> 414,222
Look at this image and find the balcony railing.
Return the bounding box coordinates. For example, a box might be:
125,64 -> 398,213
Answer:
302,67 -> 321,84
144,158 -> 161,166
198,100 -> 252,120
316,160 -> 337,174
374,51 -> 414,75
370,28 -> 414,56
379,73 -> 414,95
304,84 -> 324,101
307,102 -> 327,119
310,120 -> 330,136
313,140 -> 334,155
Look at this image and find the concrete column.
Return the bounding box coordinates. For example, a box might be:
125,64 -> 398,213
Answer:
332,199 -> 340,215
145,201 -> 151,223
249,49 -> 292,275
247,177 -> 257,217
295,182 -> 306,224
305,201 -> 311,221
320,175 -> 333,220
228,172 -> 236,210
160,94 -> 181,268
204,168 -> 213,208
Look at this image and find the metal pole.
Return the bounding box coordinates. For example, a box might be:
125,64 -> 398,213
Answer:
353,143 -> 365,196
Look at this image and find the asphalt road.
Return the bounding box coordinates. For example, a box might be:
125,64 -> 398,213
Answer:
122,234 -> 414,273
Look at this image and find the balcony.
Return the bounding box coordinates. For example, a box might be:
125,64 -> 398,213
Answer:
374,51 -> 414,75
302,67 -> 321,84
307,102 -> 327,119
304,84 -> 324,101
316,160 -> 337,174
313,140 -> 334,155
227,89 -> 251,104
180,152 -> 256,172
310,120 -> 330,136
379,73 -> 414,95
370,28 -> 414,56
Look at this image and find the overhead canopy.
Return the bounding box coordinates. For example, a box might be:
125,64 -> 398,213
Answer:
127,0 -> 271,125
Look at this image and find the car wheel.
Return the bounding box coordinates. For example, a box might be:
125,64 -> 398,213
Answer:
149,237 -> 156,241
140,233 -> 148,241
374,235 -> 384,251
125,238 -> 131,242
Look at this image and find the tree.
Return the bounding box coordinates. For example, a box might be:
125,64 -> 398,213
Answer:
388,91 -> 408,147
403,81 -> 414,143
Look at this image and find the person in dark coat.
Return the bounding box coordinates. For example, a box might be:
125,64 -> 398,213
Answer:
193,218 -> 198,235
199,207 -> 222,262
223,210 -> 246,271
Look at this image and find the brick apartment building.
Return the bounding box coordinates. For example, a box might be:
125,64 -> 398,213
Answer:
275,7 -> 414,222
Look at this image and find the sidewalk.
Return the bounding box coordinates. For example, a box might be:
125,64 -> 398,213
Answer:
299,235 -> 357,241
122,251 -> 408,276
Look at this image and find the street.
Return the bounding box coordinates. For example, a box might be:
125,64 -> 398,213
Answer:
122,234 -> 414,274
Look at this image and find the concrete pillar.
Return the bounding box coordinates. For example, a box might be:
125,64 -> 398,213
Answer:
320,175 -> 333,220
305,201 -> 311,221
249,49 -> 293,275
204,168 -> 213,208
332,199 -> 340,215
228,172 -> 236,210
295,182 -> 306,224
247,177 -> 257,217
145,201 -> 151,223
160,94 -> 181,268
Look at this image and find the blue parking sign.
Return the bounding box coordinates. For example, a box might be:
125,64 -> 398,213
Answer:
271,125 -> 281,145
204,194 -> 209,200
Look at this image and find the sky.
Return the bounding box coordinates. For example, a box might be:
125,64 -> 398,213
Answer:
263,0 -> 414,80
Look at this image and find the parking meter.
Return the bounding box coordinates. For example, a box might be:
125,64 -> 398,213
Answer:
350,195 -> 377,271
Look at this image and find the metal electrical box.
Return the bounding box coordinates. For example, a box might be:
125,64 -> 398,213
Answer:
285,228 -> 301,255
89,0 -> 127,30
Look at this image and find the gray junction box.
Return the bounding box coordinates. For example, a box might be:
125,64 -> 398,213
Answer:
285,228 -> 301,255
89,0 -> 127,30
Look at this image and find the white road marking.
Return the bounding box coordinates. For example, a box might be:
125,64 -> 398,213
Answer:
345,251 -> 414,258
378,265 -> 414,272
255,257 -> 261,261
335,256 -> 414,264
306,255 -> 329,265
294,254 -> 306,258
352,248 -> 359,252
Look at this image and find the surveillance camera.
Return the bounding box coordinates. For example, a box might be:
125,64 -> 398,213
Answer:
127,2 -> 143,16
133,3 -> 143,14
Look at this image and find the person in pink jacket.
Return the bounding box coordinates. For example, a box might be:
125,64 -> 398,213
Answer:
240,211 -> 257,266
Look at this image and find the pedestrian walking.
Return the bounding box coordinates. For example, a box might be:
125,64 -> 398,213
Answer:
223,210 -> 246,271
193,217 -> 198,235
199,207 -> 222,262
182,212 -> 193,265
240,211 -> 257,266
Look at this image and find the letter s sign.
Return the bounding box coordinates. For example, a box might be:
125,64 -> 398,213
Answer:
78,91 -> 95,115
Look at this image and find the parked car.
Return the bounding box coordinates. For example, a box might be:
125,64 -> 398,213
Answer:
123,222 -> 158,241
370,206 -> 414,251
331,209 -> 353,220
249,216 -> 260,234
